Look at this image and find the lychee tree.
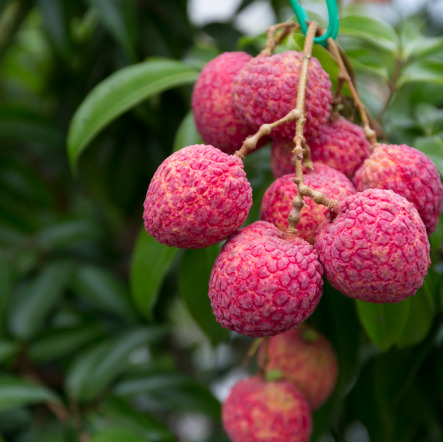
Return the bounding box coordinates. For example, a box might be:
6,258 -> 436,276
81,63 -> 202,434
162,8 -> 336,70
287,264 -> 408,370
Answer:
1,1 -> 443,441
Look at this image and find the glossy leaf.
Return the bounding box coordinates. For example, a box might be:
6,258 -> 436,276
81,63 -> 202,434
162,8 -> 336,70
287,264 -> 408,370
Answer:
172,111 -> 201,152
338,15 -> 399,54
71,264 -> 137,321
356,300 -> 410,351
178,246 -> 228,345
398,60 -> 443,88
0,376 -> 59,413
91,428 -> 146,442
414,136 -> 443,176
67,58 -> 198,171
66,326 -> 166,402
8,262 -> 73,340
130,229 -> 179,319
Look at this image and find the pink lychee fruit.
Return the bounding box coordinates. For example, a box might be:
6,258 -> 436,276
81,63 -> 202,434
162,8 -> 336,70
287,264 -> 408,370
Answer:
258,323 -> 338,410
307,117 -> 371,179
222,376 -> 312,442
270,138 -> 295,178
208,221 -> 323,337
353,143 -> 443,234
143,144 -> 252,249
232,51 -> 332,140
315,188 -> 430,303
260,163 -> 356,243
191,52 -> 255,154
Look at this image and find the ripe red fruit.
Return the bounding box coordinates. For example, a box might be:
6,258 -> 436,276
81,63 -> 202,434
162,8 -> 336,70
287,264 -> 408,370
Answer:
143,144 -> 252,249
260,163 -> 356,243
209,221 -> 323,337
232,51 -> 332,140
308,117 -> 371,179
222,376 -> 312,442
353,143 -> 443,233
258,324 -> 339,410
315,189 -> 430,303
191,52 -> 254,154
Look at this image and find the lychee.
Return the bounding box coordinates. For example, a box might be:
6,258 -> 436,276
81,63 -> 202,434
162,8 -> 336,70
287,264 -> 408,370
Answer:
143,144 -> 252,249
308,117 -> 371,179
270,138 -> 295,178
315,189 -> 430,303
260,163 -> 356,243
232,51 -> 332,140
222,376 -> 312,442
208,221 -> 323,337
258,324 -> 338,410
353,143 -> 443,233
191,52 -> 254,154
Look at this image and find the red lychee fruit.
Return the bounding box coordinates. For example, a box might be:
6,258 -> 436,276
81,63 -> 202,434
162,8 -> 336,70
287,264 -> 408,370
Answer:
258,324 -> 338,410
270,138 -> 294,178
315,189 -> 430,303
260,163 -> 356,243
353,143 -> 443,233
222,376 -> 312,442
143,144 -> 252,249
307,117 -> 371,179
191,52 -> 254,154
232,51 -> 332,141
208,221 -> 323,337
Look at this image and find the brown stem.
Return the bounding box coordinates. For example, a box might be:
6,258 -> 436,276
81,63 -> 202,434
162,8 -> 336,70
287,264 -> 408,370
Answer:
260,21 -> 299,57
234,109 -> 301,159
327,38 -> 378,147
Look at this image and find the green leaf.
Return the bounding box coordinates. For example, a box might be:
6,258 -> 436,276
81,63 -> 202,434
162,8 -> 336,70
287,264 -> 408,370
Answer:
338,15 -> 399,54
86,0 -> 137,60
8,262 -> 73,340
29,325 -> 107,363
71,264 -> 137,321
172,111 -> 201,153
130,229 -> 179,319
0,253 -> 15,338
67,58 -> 198,171
399,20 -> 443,60
91,428 -> 146,442
66,326 -> 166,402
0,341 -> 20,365
398,60 -> 443,88
414,103 -> 443,136
414,136 -> 443,176
178,246 -> 228,345
397,276 -> 435,348
356,300 -> 410,351
0,376 -> 59,413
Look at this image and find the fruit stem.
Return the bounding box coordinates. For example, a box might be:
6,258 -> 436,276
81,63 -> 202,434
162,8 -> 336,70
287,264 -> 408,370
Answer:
260,21 -> 300,57
327,38 -> 378,147
287,21 -> 339,235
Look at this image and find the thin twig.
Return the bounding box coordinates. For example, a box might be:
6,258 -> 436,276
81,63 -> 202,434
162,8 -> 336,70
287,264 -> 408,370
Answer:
327,38 -> 378,146
260,21 -> 299,57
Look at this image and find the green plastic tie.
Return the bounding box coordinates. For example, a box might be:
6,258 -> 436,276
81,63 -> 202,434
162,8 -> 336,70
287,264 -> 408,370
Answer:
289,0 -> 339,46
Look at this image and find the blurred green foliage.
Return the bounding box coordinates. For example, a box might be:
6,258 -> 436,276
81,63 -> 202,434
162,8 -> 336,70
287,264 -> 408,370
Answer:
1,0 -> 443,441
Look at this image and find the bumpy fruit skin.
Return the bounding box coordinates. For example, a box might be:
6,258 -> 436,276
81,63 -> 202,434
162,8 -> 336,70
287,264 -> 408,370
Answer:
143,144 -> 252,249
209,221 -> 323,337
233,51 -> 332,140
271,138 -> 294,178
222,377 -> 312,442
353,143 -> 443,233
308,117 -> 371,179
260,163 -> 356,243
192,52 -> 254,154
315,189 -> 430,303
258,324 -> 338,410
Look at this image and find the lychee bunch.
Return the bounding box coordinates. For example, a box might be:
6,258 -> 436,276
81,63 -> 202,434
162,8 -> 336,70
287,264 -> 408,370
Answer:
191,52 -> 254,154
233,51 -> 332,140
209,221 -> 323,337
315,188 -> 430,303
353,143 -> 443,233
258,324 -> 339,410
223,376 -> 312,442
143,144 -> 252,249
308,117 -> 372,179
260,163 -> 356,243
